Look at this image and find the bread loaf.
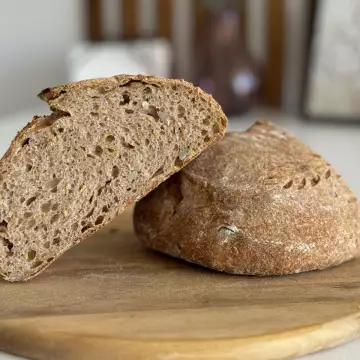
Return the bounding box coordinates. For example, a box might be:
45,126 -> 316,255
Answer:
134,121 -> 360,275
0,74 -> 227,281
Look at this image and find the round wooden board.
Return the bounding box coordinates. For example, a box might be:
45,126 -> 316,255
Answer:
0,209 -> 360,360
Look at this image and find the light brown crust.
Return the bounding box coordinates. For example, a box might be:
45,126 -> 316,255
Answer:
0,74 -> 227,281
134,121 -> 360,275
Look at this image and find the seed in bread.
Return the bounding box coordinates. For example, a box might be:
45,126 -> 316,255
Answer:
134,121 -> 360,275
0,74 -> 227,282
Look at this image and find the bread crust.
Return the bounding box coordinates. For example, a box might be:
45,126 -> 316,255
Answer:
0,74 -> 227,281
134,121 -> 360,275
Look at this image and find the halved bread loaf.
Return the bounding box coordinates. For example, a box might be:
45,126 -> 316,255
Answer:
0,74 -> 227,281
134,121 -> 360,275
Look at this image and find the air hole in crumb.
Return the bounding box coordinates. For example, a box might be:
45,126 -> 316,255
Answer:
311,175 -> 320,187
112,166 -> 120,178
147,105 -> 160,120
94,145 -> 103,156
213,122 -> 221,134
121,126 -> 130,133
1,238 -> 13,252
151,167 -> 164,179
26,249 -> 36,261
58,127 -> 64,133
125,109 -> 134,114
26,196 -> 37,206
52,203 -> 59,211
120,93 -> 130,105
143,87 -> 152,95
89,194 -> 94,203
107,148 -> 114,153
95,216 -> 104,225
175,158 -> 184,168
203,117 -> 210,126
201,130 -> 208,136
47,257 -> 54,262
114,196 -> 119,203
53,237 -> 60,245
24,212 -> 33,218
325,170 -> 331,179
43,241 -> 50,249
71,222 -> 78,231
22,138 -> 30,147
102,205 -> 109,213
0,220 -> 8,229
25,164 -> 33,172
86,208 -> 95,218
50,213 -> 60,224
41,201 -> 52,213
145,138 -> 150,146
178,105 -> 186,118
90,112 -> 99,117
204,135 -> 211,143
87,153 -> 96,159
98,86 -> 111,94
48,178 -> 61,189
121,139 -> 135,149
81,224 -> 93,233
105,136 -> 115,144
133,101 -> 138,105
283,180 -> 293,189
31,260 -> 43,269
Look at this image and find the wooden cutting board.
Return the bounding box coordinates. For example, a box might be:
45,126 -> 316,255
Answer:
1,208 -> 360,360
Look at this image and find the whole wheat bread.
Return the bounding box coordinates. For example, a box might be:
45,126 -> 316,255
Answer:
134,121 -> 360,275
0,74 -> 227,281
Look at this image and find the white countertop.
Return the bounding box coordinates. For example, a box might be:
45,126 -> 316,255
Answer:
0,108 -> 359,360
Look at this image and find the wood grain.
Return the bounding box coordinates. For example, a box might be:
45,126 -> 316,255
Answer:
0,208 -> 360,360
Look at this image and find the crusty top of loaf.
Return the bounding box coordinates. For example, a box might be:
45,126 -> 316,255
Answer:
184,121 -> 328,191
134,121 -> 360,275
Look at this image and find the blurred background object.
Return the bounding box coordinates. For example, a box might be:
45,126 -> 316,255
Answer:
194,0 -> 260,115
305,0 -> 360,120
0,0 -> 316,118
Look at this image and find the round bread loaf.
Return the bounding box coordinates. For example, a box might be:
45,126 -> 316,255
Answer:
134,121 -> 360,275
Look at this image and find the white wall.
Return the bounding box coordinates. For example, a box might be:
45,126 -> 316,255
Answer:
0,0 -> 84,117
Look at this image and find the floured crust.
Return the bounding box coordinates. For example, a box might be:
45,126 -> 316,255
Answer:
134,121 -> 360,275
